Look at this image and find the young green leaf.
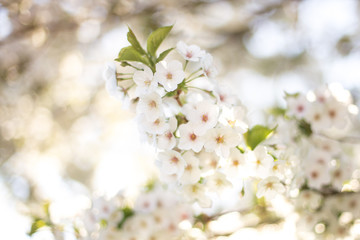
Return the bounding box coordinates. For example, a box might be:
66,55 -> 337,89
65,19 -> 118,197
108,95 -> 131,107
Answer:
156,47 -> 174,62
268,107 -> 286,117
298,119 -> 312,137
29,219 -> 48,236
284,91 -> 300,98
127,27 -> 146,55
244,125 -> 275,150
147,25 -> 173,57
117,207 -> 134,229
115,46 -> 151,68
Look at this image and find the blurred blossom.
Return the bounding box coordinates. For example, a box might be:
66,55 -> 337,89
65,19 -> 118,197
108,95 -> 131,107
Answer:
245,21 -> 303,58
77,20 -> 101,43
0,7 -> 12,40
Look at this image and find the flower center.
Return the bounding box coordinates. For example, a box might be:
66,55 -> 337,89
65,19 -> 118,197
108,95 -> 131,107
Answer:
149,100 -> 157,108
190,133 -> 197,141
171,157 -> 179,164
311,171 -> 319,179
216,136 -> 224,144
228,120 -> 236,127
202,114 -> 209,122
144,79 -> 151,86
328,109 -> 336,118
266,182 -> 273,189
166,132 -> 173,140
334,170 -> 341,178
256,159 -> 261,166
154,119 -> 160,126
185,165 -> 192,171
314,113 -> 321,121
297,105 -> 304,113
186,52 -> 193,58
220,94 -> 225,102
166,72 -> 173,80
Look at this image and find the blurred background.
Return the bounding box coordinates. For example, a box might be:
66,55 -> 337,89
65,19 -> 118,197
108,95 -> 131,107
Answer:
0,0 -> 360,239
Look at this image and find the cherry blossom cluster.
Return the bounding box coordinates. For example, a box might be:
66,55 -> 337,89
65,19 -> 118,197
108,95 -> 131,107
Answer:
272,85 -> 360,239
277,85 -> 359,191
76,185 -> 194,240
295,191 -> 360,239
28,26 -> 360,239
103,28 -> 289,206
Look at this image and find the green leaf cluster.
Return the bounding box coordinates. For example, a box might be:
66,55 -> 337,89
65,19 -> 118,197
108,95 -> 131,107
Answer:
115,26 -> 174,73
244,125 -> 275,150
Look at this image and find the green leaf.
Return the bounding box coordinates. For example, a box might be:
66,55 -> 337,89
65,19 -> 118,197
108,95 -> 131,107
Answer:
29,219 -> 47,236
268,107 -> 286,117
117,207 -> 134,229
127,27 -> 146,55
115,46 -> 151,67
244,125 -> 275,150
144,179 -> 156,192
43,202 -> 50,218
100,219 -> 108,228
284,91 -> 300,98
156,47 -> 174,62
236,146 -> 245,153
147,25 -> 173,57
298,119 -> 312,137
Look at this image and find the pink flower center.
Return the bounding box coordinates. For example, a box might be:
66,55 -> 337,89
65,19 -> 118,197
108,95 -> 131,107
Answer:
171,157 -> 179,164
216,136 -> 224,144
149,100 -> 157,108
202,114 -> 209,122
166,132 -> 173,140
166,73 -> 173,80
297,105 -> 304,113
190,133 -> 197,141
328,109 -> 336,118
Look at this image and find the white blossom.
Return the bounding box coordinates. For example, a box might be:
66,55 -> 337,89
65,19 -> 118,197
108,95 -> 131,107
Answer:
325,99 -> 348,129
157,117 -> 177,150
224,148 -> 247,178
305,103 -> 331,132
134,192 -> 157,213
158,150 -> 186,178
256,176 -> 285,199
201,53 -> 218,79
204,127 -> 240,158
296,190 -> 323,210
183,183 -> 212,208
179,151 -> 201,185
137,91 -> 163,121
304,162 -> 331,189
154,60 -> 185,92
247,146 -> 274,178
331,165 -> 352,191
219,105 -> 248,134
184,100 -> 219,135
139,114 -> 169,135
92,197 -> 116,221
206,172 -> 232,193
197,150 -> 220,172
178,123 -> 205,152
286,95 -> 309,118
103,62 -> 122,99
133,66 -> 157,96
176,41 -> 205,62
